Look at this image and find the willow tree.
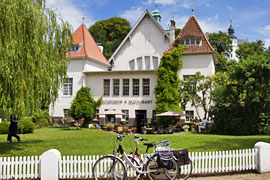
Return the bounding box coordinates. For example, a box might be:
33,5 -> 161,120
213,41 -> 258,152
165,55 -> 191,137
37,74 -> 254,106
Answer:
0,0 -> 72,118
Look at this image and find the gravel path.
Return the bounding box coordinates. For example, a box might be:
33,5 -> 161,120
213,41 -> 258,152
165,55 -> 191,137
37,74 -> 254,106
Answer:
189,172 -> 270,180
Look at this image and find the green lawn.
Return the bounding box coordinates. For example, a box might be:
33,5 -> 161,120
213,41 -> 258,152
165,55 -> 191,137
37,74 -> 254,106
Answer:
1,127 -> 270,157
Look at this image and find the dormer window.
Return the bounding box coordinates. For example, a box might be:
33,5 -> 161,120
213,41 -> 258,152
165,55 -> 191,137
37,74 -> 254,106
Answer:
181,39 -> 201,46
71,42 -> 83,52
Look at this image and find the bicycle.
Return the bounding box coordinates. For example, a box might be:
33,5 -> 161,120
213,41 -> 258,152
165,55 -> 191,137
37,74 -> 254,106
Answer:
93,135 -> 179,180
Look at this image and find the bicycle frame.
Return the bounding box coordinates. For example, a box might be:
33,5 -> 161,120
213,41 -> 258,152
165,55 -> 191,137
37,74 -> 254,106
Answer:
116,138 -> 157,175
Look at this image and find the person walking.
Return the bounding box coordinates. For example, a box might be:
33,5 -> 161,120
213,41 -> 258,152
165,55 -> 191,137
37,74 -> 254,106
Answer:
7,114 -> 20,143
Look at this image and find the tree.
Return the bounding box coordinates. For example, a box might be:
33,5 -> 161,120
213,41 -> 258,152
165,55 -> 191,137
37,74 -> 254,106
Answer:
208,31 -> 232,56
0,0 -> 72,119
175,28 -> 181,37
210,54 -> 270,135
236,40 -> 266,60
69,87 -> 102,125
155,45 -> 186,127
208,32 -> 233,73
89,17 -> 131,59
179,72 -> 215,120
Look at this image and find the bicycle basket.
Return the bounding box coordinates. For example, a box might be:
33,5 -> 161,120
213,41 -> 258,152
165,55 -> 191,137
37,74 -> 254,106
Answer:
157,151 -> 174,169
173,149 -> 190,165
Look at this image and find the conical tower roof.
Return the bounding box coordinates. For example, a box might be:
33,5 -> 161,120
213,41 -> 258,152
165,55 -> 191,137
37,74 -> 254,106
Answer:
67,24 -> 110,66
167,15 -> 215,53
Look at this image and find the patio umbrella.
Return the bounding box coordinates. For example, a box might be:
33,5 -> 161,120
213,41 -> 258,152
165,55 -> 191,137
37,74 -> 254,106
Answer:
156,110 -> 188,117
97,109 -> 125,125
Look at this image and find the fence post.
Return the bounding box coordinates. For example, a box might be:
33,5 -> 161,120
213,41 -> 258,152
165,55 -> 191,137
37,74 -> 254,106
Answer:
254,142 -> 270,173
39,149 -> 61,180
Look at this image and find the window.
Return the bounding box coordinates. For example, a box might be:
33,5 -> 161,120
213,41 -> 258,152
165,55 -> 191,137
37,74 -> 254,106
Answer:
183,75 -> 195,81
63,109 -> 71,118
132,79 -> 140,96
185,39 -> 190,45
152,110 -> 157,122
122,79 -> 129,96
143,79 -> 150,96
63,78 -> 73,96
191,39 -> 195,45
185,110 -> 194,121
122,109 -> 129,120
153,56 -> 158,69
103,79 -> 110,96
137,57 -> 142,70
196,39 -> 201,45
113,79 -> 120,96
183,75 -> 196,88
129,60 -> 134,70
145,56 -> 150,70
180,40 -> 184,45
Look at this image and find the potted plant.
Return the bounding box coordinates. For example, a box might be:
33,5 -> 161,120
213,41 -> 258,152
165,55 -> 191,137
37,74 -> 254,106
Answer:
107,123 -> 115,131
183,125 -> 190,132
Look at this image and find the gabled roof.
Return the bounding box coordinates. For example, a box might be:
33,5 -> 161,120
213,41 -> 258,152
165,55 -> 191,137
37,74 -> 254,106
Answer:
67,24 -> 110,66
109,9 -> 170,63
167,15 -> 215,54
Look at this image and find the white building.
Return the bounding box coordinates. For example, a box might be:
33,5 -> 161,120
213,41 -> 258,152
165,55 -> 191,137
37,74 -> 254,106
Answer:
50,9 -> 217,131
227,20 -> 248,61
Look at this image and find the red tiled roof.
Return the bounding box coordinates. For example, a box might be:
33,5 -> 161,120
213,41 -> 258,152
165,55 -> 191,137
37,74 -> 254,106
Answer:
67,24 -> 110,66
167,16 -> 215,53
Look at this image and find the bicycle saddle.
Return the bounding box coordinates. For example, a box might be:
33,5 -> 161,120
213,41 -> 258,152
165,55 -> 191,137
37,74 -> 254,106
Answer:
143,142 -> 155,148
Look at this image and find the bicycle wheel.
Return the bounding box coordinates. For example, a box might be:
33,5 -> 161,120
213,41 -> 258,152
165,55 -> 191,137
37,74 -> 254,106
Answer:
144,154 -> 179,180
178,160 -> 193,180
93,155 -> 127,180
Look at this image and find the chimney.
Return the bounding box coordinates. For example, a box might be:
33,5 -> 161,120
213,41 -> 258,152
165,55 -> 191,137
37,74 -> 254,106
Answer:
97,43 -> 103,53
170,19 -> 175,44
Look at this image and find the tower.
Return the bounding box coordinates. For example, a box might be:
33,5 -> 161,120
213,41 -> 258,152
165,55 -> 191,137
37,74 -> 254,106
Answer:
151,6 -> 161,23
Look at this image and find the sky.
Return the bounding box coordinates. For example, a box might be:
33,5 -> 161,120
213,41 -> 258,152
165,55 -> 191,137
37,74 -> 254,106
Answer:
46,0 -> 270,48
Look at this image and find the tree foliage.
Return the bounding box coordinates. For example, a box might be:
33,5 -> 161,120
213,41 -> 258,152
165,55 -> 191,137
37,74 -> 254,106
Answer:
208,31 -> 232,56
179,72 -> 215,120
236,40 -> 266,60
208,32 -> 233,73
210,54 -> 270,135
155,45 -> 186,127
69,87 -> 102,123
0,0 -> 72,119
89,17 -> 131,59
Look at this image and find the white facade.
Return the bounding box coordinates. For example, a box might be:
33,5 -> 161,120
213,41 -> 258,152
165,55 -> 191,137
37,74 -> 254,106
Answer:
50,58 -> 108,117
50,10 -> 217,127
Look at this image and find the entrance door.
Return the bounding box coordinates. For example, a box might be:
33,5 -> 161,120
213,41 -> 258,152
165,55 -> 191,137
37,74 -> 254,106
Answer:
135,110 -> 147,133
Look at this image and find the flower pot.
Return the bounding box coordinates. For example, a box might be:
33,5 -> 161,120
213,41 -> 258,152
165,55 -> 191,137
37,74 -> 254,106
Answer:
184,129 -> 188,132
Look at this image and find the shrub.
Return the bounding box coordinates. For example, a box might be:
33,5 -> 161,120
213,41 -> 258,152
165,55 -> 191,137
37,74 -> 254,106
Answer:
107,123 -> 114,130
0,121 -> 10,134
18,119 -> 35,134
32,110 -> 52,127
183,125 -> 189,129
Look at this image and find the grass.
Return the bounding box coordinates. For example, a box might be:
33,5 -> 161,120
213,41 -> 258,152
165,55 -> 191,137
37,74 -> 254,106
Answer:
1,127 -> 270,157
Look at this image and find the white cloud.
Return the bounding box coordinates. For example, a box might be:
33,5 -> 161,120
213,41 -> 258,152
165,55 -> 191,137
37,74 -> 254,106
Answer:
120,7 -> 144,26
265,38 -> 270,48
143,0 -> 176,5
156,0 -> 176,5
227,5 -> 233,10
46,0 -> 95,31
258,25 -> 270,35
198,18 -> 226,33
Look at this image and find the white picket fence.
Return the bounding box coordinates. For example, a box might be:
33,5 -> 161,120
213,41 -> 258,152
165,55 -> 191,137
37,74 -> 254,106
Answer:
0,148 -> 257,179
0,156 -> 40,180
